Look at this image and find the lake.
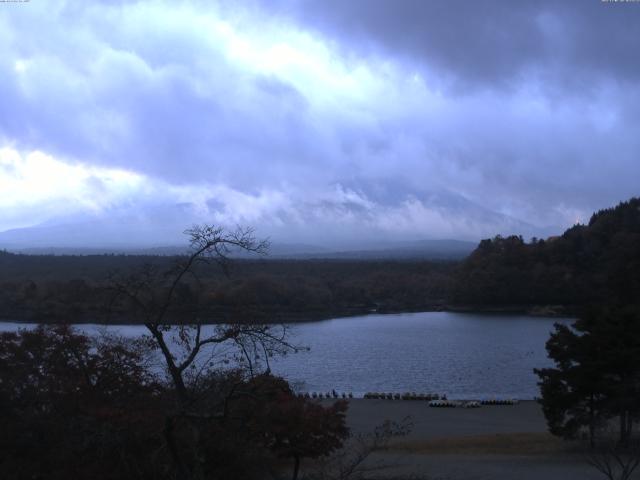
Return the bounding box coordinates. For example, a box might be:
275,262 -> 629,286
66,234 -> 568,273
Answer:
0,311 -> 572,400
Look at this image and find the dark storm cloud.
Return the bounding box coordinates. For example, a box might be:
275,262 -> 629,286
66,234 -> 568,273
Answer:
264,0 -> 640,220
1,1 -> 639,245
272,0 -> 640,90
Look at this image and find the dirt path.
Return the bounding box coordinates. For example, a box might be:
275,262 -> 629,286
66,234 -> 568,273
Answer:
334,400 -> 621,479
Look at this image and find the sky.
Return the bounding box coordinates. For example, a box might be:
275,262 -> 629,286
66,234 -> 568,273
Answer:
1,0 -> 639,248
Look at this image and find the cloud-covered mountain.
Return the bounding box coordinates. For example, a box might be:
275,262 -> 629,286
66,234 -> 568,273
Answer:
0,181 -> 557,252
1,2 -> 637,244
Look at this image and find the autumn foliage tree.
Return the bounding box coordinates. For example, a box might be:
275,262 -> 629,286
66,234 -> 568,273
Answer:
229,375 -> 349,480
0,326 -> 351,479
1,225 -> 351,480
0,325 -> 165,479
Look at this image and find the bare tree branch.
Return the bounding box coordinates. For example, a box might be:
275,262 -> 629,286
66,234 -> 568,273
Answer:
105,224 -> 294,407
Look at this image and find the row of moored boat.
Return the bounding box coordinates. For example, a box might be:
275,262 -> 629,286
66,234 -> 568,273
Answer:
296,391 -> 520,406
297,392 -> 354,399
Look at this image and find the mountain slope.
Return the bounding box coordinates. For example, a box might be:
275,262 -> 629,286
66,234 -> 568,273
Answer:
453,197 -> 640,308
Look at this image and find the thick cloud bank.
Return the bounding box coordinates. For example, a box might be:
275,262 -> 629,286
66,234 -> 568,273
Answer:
1,1 -> 639,247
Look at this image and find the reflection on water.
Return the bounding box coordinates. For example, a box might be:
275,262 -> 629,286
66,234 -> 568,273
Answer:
0,311 -> 572,399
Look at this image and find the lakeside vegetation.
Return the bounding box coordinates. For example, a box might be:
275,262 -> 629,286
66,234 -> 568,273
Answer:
0,225 -> 406,480
0,325 -> 352,479
1,198 -> 640,479
0,254 -> 455,324
453,197 -> 640,311
1,197 -> 639,324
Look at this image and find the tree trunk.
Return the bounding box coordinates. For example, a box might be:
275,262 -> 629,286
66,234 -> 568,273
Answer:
168,362 -> 188,402
589,394 -> 595,448
620,410 -> 630,446
164,416 -> 187,478
146,324 -> 189,403
292,454 -> 300,480
188,420 -> 205,480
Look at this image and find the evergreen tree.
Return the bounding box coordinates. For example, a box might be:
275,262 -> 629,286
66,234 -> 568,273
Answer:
535,306 -> 640,446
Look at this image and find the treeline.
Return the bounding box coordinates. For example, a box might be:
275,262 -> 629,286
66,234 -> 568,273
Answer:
2,197 -> 639,323
453,197 -> 640,311
0,253 -> 455,323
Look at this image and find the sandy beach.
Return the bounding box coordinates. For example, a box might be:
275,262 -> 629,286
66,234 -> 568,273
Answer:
346,399 -> 548,439
335,399 -> 610,480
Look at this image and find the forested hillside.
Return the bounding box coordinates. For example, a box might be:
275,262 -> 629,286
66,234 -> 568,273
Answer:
453,198 -> 640,310
2,197 -> 639,323
0,252 -> 454,323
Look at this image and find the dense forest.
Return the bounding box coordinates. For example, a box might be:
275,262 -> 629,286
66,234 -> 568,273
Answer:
0,253 -> 454,323
1,197 -> 638,323
453,197 -> 640,311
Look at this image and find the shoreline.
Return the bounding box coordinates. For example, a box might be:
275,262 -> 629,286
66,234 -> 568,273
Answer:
0,303 -> 576,325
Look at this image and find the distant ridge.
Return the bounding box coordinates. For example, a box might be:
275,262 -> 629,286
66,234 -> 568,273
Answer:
5,239 -> 477,260
270,239 -> 476,260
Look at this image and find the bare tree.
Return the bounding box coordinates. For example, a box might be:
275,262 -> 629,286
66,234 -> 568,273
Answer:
585,428 -> 640,480
108,225 -> 298,479
305,417 -> 413,480
585,440 -> 640,480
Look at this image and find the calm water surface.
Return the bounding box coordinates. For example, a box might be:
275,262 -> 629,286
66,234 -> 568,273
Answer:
0,312 -> 572,399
